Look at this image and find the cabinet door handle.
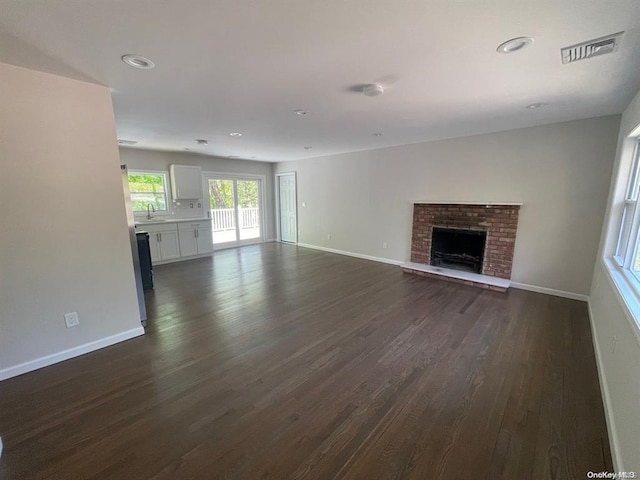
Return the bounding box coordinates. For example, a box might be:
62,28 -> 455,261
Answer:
195,229 -> 199,238
158,233 -> 162,242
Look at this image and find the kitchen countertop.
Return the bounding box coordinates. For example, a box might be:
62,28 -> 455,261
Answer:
134,217 -> 210,226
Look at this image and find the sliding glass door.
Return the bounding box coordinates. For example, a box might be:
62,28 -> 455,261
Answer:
237,180 -> 261,241
204,175 -> 263,246
208,179 -> 238,244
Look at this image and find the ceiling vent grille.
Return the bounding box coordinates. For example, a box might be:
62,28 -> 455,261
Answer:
561,31 -> 624,64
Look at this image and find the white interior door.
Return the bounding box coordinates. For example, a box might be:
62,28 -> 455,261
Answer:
278,173 -> 297,244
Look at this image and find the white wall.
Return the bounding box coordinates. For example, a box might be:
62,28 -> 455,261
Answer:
275,116 -> 620,296
589,88 -> 640,472
119,148 -> 276,240
0,63 -> 143,380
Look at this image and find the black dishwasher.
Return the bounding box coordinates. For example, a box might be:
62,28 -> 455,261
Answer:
136,231 -> 154,290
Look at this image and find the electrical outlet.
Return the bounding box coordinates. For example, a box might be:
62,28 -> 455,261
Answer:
382,241 -> 388,249
190,203 -> 194,208
64,312 -> 79,328
327,234 -> 331,240
197,203 -> 201,208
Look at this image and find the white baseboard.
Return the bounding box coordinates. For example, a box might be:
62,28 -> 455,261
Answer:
510,282 -> 589,302
0,326 -> 145,381
297,242 -> 404,266
587,301 -> 623,471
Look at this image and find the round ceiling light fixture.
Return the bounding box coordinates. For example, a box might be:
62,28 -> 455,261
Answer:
363,84 -> 384,97
121,54 -> 155,69
371,133 -> 383,137
294,109 -> 308,116
496,37 -> 534,54
525,102 -> 548,109
229,132 -> 243,137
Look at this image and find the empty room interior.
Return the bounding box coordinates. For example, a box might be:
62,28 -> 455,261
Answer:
1,1 -> 640,478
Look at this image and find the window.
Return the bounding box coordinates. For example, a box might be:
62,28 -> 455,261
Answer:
614,142 -> 640,263
608,138 -> 640,332
128,171 -> 168,212
613,140 -> 640,273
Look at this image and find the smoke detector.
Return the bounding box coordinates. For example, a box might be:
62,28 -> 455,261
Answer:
363,84 -> 384,97
561,31 -> 624,64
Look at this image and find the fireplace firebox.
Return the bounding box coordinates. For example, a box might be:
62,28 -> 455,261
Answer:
430,227 -> 487,273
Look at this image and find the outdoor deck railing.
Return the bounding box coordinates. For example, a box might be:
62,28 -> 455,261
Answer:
211,207 -> 259,231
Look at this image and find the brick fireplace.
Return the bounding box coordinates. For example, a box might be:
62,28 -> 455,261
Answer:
403,203 -> 521,291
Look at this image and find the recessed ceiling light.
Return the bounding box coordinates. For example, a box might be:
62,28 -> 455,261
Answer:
496,37 -> 534,54
525,102 -> 548,109
294,110 -> 308,116
117,139 -> 138,146
303,146 -> 313,150
363,84 -> 384,97
372,133 -> 383,137
229,132 -> 243,137
121,54 -> 155,69
195,139 -> 209,145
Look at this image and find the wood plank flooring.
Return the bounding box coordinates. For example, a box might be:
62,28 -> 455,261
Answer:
0,243 -> 612,479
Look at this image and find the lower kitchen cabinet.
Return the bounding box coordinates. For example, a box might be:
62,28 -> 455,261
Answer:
137,219 -> 213,265
146,226 -> 180,263
178,221 -> 214,256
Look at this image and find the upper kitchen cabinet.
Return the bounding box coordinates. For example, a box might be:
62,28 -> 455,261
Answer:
170,165 -> 203,200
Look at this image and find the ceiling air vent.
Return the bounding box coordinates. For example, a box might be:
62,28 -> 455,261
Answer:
561,31 -> 624,64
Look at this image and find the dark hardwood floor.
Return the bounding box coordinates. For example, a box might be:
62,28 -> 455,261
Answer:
0,243 -> 612,479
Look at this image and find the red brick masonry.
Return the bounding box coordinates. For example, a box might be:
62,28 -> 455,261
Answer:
410,203 -> 521,279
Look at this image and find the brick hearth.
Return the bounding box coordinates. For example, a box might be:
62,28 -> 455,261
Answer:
410,203 -> 521,280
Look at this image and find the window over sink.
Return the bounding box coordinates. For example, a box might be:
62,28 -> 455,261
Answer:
128,171 -> 168,212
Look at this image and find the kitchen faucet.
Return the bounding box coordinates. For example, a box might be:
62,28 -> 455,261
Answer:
146,204 -> 155,220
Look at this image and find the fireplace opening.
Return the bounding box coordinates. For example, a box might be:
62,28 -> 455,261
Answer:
430,227 -> 487,274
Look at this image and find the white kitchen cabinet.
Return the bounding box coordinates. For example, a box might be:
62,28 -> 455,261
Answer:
178,228 -> 197,257
196,225 -> 213,254
142,223 -> 181,263
170,165 -> 202,200
178,221 -> 213,257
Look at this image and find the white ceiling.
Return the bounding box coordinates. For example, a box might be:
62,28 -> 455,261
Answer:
1,0 -> 639,162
